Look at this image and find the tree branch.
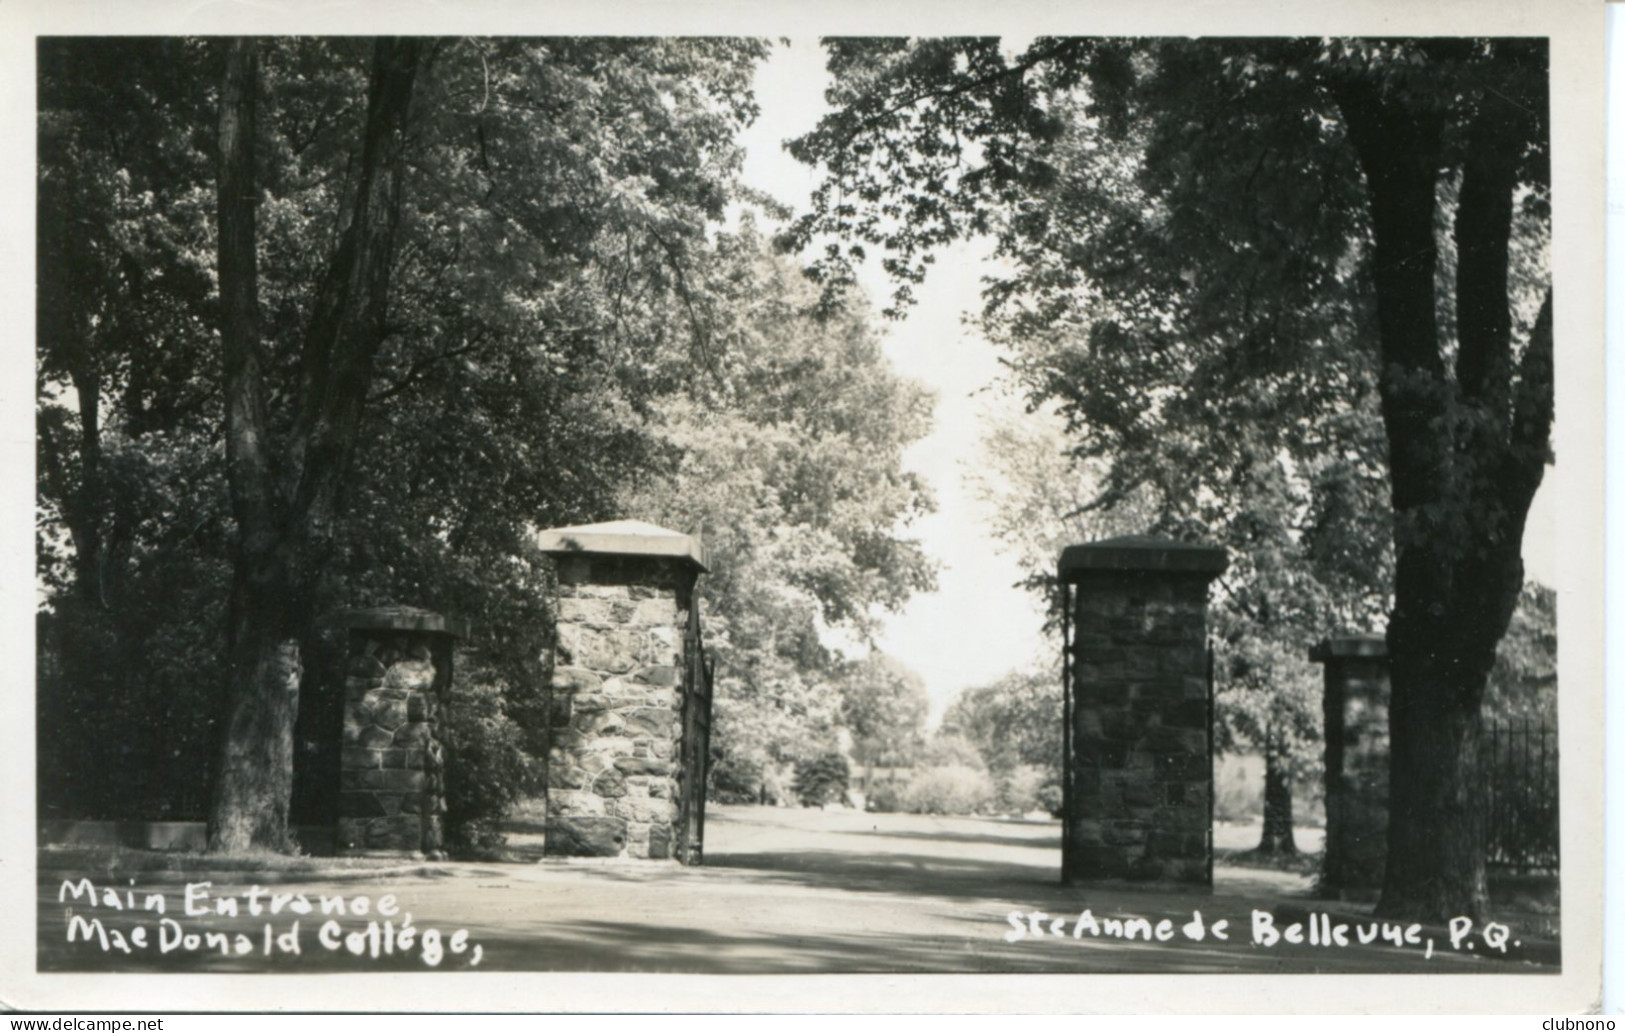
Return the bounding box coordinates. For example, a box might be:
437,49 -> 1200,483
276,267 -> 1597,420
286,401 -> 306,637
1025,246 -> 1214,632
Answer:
1453,97 -> 1519,415
217,38 -> 276,543
367,337 -> 486,403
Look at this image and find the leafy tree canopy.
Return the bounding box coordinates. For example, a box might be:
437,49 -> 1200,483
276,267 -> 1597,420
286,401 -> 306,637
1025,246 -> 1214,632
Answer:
786,35 -> 1552,920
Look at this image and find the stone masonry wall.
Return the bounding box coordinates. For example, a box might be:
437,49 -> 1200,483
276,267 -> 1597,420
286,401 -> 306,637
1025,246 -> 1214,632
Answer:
1319,648 -> 1390,893
547,554 -> 691,860
337,629 -> 449,857
1067,571 -> 1212,885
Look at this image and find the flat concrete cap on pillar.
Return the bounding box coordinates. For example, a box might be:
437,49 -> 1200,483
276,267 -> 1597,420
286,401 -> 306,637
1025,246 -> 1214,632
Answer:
532,518 -> 708,573
329,604 -> 467,639
1058,534 -> 1228,582
1310,635 -> 1388,663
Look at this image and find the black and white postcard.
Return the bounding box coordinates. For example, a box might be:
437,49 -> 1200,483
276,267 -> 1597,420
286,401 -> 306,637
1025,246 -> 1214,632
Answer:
1,0 -> 1606,1015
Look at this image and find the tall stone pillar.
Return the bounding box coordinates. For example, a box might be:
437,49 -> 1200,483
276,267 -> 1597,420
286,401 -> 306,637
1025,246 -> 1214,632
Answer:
1060,535 -> 1226,886
335,606 -> 464,859
1312,635 -> 1390,895
533,520 -> 707,860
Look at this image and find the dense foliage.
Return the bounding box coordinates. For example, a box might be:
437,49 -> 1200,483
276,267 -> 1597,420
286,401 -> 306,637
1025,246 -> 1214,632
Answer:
791,751 -> 851,807
36,38 -> 935,849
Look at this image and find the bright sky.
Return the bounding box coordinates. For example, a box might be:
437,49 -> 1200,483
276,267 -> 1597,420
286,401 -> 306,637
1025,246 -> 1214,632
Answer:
737,41 -> 1050,723
734,39 -> 1557,724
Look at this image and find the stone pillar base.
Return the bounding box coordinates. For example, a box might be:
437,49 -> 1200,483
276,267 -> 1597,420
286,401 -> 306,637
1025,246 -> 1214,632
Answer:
1059,535 -> 1226,889
330,607 -> 462,860
1313,636 -> 1390,895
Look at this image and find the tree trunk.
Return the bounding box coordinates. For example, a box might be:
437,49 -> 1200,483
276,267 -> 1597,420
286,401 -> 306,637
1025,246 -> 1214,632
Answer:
207,37 -> 423,853
208,37 -> 293,853
211,573 -> 304,852
1331,60 -> 1551,922
1256,734 -> 1298,855
1377,651 -> 1488,919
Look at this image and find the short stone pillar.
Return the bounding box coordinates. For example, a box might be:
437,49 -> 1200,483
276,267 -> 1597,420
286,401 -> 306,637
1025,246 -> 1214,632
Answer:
1059,535 -> 1227,886
1312,635 -> 1390,895
334,606 -> 464,858
533,520 -> 707,860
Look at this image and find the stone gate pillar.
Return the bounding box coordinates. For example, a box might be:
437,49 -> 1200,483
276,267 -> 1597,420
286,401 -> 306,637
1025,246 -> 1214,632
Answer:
533,520 -> 707,860
1059,535 -> 1226,886
335,606 -> 464,859
1312,635 -> 1390,895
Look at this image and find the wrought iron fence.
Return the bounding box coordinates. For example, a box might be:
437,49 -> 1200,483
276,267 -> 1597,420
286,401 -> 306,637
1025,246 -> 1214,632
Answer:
1476,719 -> 1559,874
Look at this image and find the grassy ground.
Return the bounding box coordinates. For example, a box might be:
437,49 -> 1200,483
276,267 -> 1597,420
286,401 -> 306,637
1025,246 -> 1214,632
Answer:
36,804 -> 1559,975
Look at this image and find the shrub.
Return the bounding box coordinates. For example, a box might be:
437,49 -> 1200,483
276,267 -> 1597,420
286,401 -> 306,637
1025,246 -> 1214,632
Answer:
759,763 -> 794,807
791,751 -> 850,807
440,660 -> 533,857
1036,777 -> 1064,817
709,753 -> 766,805
921,734 -> 986,769
994,764 -> 1049,814
864,777 -> 905,813
900,764 -> 994,815
1214,753 -> 1264,823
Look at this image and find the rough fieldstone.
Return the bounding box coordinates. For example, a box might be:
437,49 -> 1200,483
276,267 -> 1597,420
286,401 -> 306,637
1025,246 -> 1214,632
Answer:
393,723 -> 429,747
541,547 -> 701,862
623,821 -> 652,859
379,769 -> 426,793
547,815 -> 627,857
548,764 -> 588,790
342,747 -> 380,770
1063,541 -> 1222,888
646,625 -> 681,659
349,656 -> 387,679
614,756 -> 670,776
574,709 -> 627,737
559,597 -> 612,624
593,767 -> 628,798
648,823 -> 672,860
358,726 -> 395,749
1316,643 -> 1391,893
639,665 -> 680,688
632,597 -> 677,625
552,666 -> 602,693
373,699 -> 409,731
626,795 -> 671,823
384,659 -> 435,692
550,789 -> 607,816
341,791 -> 388,818
623,708 -> 676,737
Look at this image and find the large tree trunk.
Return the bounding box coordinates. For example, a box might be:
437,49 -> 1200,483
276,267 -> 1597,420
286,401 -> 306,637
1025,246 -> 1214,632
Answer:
1379,651 -> 1488,918
208,38 -> 423,853
211,561 -> 304,852
1256,733 -> 1297,856
208,37 -> 290,853
1331,52 -> 1551,921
